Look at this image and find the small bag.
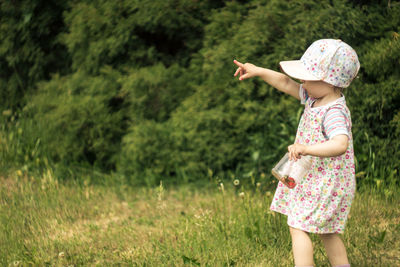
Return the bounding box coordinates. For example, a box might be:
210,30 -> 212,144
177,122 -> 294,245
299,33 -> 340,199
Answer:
271,153 -> 312,189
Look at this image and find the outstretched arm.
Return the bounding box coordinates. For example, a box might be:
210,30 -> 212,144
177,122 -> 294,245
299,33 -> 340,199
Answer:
233,59 -> 300,100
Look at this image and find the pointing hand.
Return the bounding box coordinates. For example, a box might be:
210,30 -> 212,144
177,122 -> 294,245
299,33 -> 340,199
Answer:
233,59 -> 260,81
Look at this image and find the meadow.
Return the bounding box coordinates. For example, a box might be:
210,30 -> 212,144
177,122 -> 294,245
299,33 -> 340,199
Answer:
1,171 -> 398,266
1,1 -> 399,266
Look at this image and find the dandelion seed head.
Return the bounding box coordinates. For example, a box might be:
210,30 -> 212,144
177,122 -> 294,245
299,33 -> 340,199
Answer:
233,179 -> 240,186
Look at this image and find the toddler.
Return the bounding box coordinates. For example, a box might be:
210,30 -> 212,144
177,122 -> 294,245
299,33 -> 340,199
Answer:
233,39 -> 360,267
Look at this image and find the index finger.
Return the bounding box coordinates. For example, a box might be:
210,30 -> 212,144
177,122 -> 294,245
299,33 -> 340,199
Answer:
233,59 -> 244,68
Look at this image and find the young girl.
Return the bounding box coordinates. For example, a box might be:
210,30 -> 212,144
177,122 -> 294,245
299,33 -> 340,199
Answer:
233,39 -> 360,267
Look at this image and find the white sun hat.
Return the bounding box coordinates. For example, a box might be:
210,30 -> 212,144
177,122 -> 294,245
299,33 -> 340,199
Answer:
279,39 -> 360,88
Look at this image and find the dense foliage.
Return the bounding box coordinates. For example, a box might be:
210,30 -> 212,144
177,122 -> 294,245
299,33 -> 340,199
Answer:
1,0 -> 399,187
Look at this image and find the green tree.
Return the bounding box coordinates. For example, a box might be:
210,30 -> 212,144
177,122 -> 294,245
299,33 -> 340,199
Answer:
0,1 -> 69,109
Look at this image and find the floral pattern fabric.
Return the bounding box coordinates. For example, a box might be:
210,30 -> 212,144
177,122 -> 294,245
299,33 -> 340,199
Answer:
270,90 -> 356,234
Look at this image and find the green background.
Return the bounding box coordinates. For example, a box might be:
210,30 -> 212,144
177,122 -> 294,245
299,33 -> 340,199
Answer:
1,0 -> 399,188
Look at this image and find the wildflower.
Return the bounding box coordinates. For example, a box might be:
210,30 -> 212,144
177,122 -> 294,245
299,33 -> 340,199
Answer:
256,182 -> 261,187
157,181 -> 164,202
265,191 -> 271,197
58,252 -> 65,258
233,179 -> 240,186
219,183 -> 224,192
260,173 -> 266,178
239,192 -> 245,198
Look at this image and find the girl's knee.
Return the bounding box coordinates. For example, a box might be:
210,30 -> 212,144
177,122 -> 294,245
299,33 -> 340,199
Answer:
289,226 -> 300,235
289,227 -> 309,237
318,232 -> 340,241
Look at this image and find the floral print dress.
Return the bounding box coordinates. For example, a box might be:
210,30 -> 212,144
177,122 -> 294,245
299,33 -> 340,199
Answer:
270,86 -> 356,234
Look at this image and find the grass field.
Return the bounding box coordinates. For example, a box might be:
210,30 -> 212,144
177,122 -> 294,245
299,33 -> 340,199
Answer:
1,170 -> 399,266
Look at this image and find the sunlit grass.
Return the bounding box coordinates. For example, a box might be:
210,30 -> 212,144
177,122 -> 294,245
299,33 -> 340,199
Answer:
1,171 -> 399,266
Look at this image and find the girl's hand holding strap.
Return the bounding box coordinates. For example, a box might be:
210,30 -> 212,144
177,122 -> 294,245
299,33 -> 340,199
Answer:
288,143 -> 308,161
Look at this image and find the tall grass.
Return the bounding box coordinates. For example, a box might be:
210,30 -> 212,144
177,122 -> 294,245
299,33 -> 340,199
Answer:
0,111 -> 49,175
1,171 -> 399,266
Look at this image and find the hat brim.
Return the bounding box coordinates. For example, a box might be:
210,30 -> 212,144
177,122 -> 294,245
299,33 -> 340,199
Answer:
279,60 -> 320,81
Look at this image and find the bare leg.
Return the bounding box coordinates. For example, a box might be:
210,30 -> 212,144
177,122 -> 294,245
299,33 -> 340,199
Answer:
319,233 -> 349,266
289,227 -> 314,266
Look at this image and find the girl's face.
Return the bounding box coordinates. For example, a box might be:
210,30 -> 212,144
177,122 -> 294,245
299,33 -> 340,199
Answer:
301,80 -> 335,99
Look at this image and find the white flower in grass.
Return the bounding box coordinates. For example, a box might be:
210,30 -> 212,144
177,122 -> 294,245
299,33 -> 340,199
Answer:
233,179 -> 240,186
239,192 -> 245,198
219,183 -> 224,192
58,252 -> 65,258
256,182 -> 261,187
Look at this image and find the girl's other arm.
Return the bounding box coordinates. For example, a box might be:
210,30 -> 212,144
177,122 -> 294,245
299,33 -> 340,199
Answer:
288,135 -> 349,160
233,59 -> 300,100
